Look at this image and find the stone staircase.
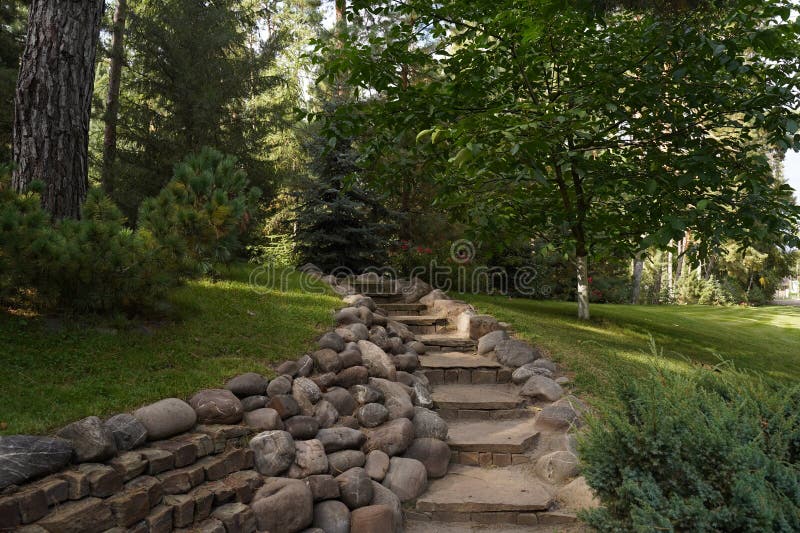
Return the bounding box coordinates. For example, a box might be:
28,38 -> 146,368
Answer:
370,294 -> 589,531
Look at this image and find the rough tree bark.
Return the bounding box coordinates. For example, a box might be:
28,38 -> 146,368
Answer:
102,0 -> 127,195
12,0 -> 105,219
576,254 -> 590,320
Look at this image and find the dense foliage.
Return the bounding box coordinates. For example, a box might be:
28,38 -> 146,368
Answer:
0,149 -> 259,312
315,0 -> 800,317
0,1 -> 26,161
580,363 -> 800,531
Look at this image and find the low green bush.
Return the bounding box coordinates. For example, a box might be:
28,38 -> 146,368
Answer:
0,148 -> 260,312
579,362 -> 800,532
138,147 -> 261,275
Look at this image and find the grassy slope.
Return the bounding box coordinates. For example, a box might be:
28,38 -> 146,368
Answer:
0,264 -> 340,435
458,296 -> 800,398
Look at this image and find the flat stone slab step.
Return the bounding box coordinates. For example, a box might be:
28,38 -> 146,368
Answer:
432,384 -> 522,410
379,303 -> 427,311
447,418 -> 540,453
406,520 -> 583,533
422,352 -> 503,370
416,464 -> 553,513
418,334 -> 477,352
391,315 -> 449,326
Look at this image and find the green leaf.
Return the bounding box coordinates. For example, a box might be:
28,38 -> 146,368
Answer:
416,129 -> 433,143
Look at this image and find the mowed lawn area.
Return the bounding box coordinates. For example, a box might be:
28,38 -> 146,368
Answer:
0,265 -> 340,435
459,295 -> 800,398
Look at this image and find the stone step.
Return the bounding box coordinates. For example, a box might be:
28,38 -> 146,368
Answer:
406,512 -> 580,531
448,418 -> 540,454
415,464 -> 553,517
379,303 -> 428,313
418,334 -> 477,353
420,352 -> 511,385
391,315 -> 449,327
432,384 -> 522,411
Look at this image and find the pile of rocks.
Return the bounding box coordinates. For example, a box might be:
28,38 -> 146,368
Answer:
0,292 -> 447,533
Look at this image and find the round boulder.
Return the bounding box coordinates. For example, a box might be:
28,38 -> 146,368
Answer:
284,415 -> 320,440
313,500 -> 350,533
512,363 -> 554,384
356,403 -> 389,428
0,436 -> 73,490
314,400 -> 340,429
370,481 -> 403,533
369,378 -> 414,420
267,395 -> 301,419
251,477 -> 313,533
364,450 -> 390,481
412,407 -> 448,440
336,467 -> 374,509
316,427 -> 366,453
477,329 -> 509,355
403,438 -> 450,478
241,395 -> 268,412
318,331 -> 345,352
362,418 -> 414,457
133,398 -> 197,441
313,348 -> 342,374
267,375 -> 293,397
349,505 -> 395,533
520,375 -> 564,402
189,389 -> 244,425
494,339 -> 539,367
322,387 -> 357,417
335,366 -> 369,388
287,439 -> 329,479
224,372 -> 268,397
381,457 -> 427,502
249,430 -> 296,476
103,413 -> 147,452
349,384 -> 383,406
535,450 -> 580,484
328,449 -> 366,476
243,408 -> 284,431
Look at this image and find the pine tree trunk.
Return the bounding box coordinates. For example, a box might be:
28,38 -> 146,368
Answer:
631,252 -> 644,304
102,0 -> 127,195
12,0 -> 105,219
576,255 -> 590,320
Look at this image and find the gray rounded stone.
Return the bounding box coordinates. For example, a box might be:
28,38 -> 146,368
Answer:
313,500 -> 350,533
532,359 -> 557,372
284,416 -> 320,440
288,439 -> 329,479
364,450 -> 390,481
370,481 -> 403,533
249,430 -> 296,476
322,387 -> 357,417
381,457 -> 427,502
0,436 -> 73,490
224,372 -> 268,397
404,340 -> 426,355
327,449 -> 366,476
189,389 -> 244,424
512,363 -> 554,384
267,395 -> 301,419
241,395 -> 268,412
338,347 -> 363,369
520,375 -> 564,402
297,354 -> 314,377
243,408 -> 284,431
477,329 -> 509,355
335,307 -> 363,326
369,378 -> 414,420
314,400 -> 340,429
104,413 -> 147,452
293,377 -> 322,415
390,352 -> 419,372
313,348 -> 343,374
56,416 -> 117,463
318,332 -> 346,352
312,372 -> 338,390
275,360 -> 299,376
335,366 -> 369,388
251,477 -> 313,532
403,438 -> 450,479
316,427 -> 366,453
535,450 -> 580,483
362,418 -> 414,457
412,407 -> 448,440
356,340 -> 396,380
356,403 -> 389,428
267,375 -> 293,397
133,398 -> 197,441
336,467 -> 374,509
349,384 -> 383,406
494,339 -> 539,367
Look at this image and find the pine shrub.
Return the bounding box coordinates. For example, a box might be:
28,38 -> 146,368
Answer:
579,364 -> 800,532
138,147 -> 261,275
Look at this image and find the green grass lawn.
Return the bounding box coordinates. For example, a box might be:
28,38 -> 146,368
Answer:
0,264 -> 340,435
458,295 -> 800,399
